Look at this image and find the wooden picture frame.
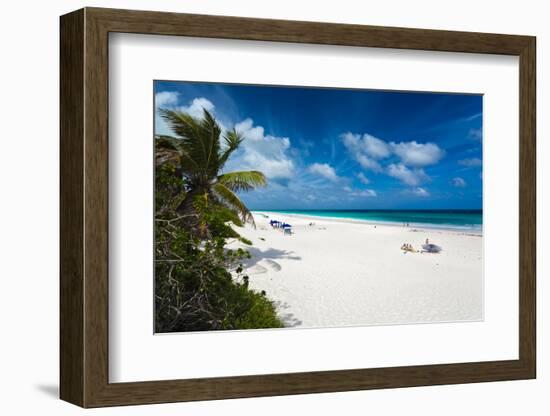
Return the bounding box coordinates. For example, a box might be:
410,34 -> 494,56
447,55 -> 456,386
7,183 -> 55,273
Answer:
60,7 -> 536,408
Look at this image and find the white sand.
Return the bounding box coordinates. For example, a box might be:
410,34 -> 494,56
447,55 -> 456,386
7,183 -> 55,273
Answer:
227,212 -> 483,329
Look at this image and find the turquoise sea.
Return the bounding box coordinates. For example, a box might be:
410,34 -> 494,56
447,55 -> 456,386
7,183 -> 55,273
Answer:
256,209 -> 483,232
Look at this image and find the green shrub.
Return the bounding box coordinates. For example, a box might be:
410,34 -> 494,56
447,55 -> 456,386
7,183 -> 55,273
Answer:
155,128 -> 283,332
154,218 -> 283,332
154,163 -> 283,333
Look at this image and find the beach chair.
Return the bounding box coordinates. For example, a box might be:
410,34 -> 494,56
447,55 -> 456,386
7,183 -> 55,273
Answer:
282,224 -> 292,235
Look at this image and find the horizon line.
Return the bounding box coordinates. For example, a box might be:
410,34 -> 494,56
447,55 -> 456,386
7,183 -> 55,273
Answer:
251,208 -> 483,211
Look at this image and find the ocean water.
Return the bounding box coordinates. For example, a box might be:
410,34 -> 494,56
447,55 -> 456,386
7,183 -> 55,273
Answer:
257,209 -> 483,232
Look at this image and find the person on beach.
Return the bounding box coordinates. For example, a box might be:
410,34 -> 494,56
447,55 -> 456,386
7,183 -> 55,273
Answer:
401,243 -> 417,253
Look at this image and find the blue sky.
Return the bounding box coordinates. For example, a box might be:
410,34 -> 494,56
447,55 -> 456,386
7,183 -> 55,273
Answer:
154,81 -> 483,210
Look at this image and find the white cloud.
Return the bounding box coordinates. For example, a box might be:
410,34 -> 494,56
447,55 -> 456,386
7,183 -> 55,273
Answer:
227,118 -> 295,180
387,163 -> 428,186
308,163 -> 339,182
341,132 -> 444,185
357,172 -> 370,185
156,96 -> 227,136
355,155 -> 382,172
362,134 -> 392,159
343,186 -> 352,192
413,187 -> 430,197
155,94 -> 215,119
155,91 -> 181,136
452,177 -> 467,187
235,119 -> 258,136
390,141 -> 445,167
340,133 -> 388,172
458,157 -> 482,167
156,97 -> 294,181
469,128 -> 482,141
179,97 -> 215,119
155,91 -> 179,108
350,189 -> 377,197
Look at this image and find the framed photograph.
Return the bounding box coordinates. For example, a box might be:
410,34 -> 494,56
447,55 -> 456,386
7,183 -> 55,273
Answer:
60,7 -> 536,408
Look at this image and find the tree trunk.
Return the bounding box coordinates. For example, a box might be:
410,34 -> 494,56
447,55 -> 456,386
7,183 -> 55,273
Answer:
177,188 -> 207,238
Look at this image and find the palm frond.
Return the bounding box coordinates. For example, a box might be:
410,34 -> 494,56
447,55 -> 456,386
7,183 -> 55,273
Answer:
159,108 -> 224,180
224,129 -> 244,149
157,108 -> 262,232
159,109 -> 200,140
199,109 -> 222,176
218,129 -> 244,168
212,182 -> 255,226
213,205 -> 244,228
155,146 -> 180,167
154,135 -> 200,172
218,171 -> 267,193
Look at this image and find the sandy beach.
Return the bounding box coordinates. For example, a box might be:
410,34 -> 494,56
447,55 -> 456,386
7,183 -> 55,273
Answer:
227,212 -> 483,329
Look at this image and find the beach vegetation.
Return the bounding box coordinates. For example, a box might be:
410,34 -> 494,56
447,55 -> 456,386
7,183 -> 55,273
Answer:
154,108 -> 282,332
156,108 -> 266,236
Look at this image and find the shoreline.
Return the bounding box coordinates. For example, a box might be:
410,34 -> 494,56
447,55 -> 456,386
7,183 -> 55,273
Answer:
252,210 -> 483,236
229,212 -> 484,329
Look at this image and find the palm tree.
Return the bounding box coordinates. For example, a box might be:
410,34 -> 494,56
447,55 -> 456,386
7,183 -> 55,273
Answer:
155,108 -> 266,234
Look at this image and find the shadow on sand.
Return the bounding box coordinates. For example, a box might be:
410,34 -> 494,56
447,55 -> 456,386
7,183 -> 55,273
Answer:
240,247 -> 303,327
242,247 -> 301,269
274,300 -> 302,327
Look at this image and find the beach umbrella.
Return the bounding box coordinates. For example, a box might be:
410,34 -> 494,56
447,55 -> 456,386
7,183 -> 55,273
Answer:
422,243 -> 442,253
